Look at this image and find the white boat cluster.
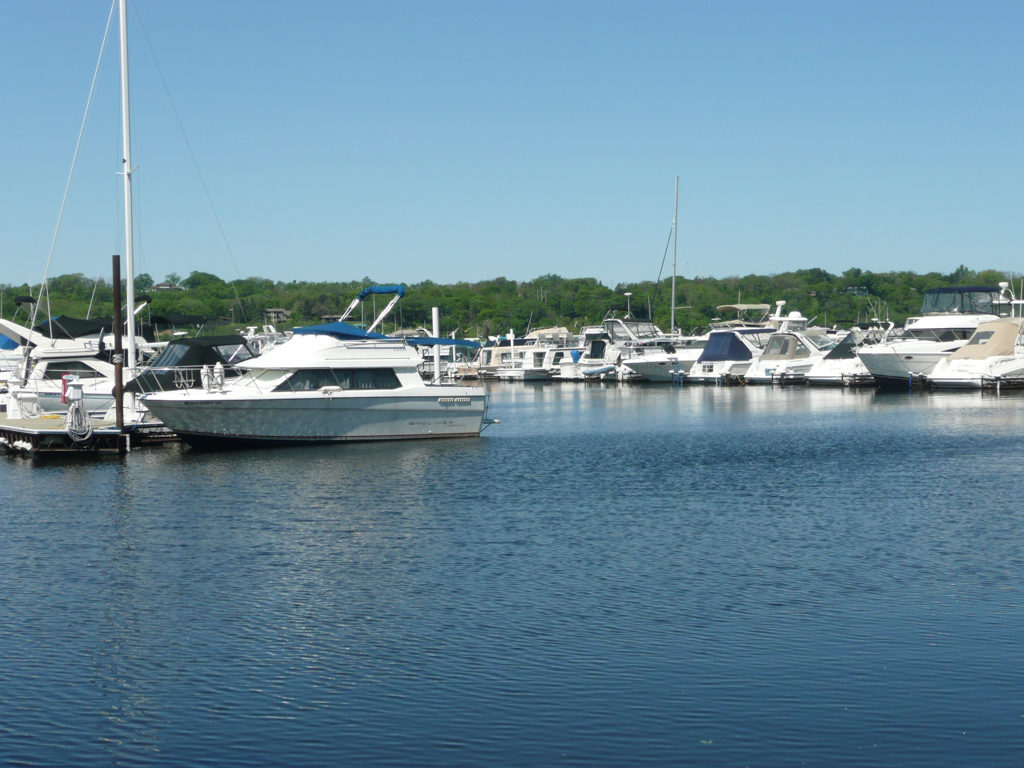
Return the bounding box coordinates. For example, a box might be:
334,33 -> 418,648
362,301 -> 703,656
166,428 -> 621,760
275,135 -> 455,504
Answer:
456,283 -> 1024,391
1,286 -> 494,448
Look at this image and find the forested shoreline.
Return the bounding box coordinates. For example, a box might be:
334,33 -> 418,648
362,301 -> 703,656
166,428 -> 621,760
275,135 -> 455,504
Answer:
1,264 -> 1014,338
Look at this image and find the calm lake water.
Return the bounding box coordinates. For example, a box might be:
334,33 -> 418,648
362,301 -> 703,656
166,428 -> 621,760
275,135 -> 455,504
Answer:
2,382 -> 1023,767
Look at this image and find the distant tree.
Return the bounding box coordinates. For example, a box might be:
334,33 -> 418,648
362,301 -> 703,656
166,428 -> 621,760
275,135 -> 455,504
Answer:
165,272 -> 181,287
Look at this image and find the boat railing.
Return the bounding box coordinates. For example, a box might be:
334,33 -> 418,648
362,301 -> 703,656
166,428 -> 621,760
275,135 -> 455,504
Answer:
129,364 -> 246,394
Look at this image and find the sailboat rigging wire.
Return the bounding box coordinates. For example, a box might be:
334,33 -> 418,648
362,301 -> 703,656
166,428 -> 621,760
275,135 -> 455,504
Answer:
21,1 -> 117,385
133,7 -> 248,321
650,224 -> 674,316
28,0 -> 117,336
655,225 -> 673,286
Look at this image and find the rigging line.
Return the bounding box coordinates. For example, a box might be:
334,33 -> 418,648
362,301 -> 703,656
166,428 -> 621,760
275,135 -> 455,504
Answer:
25,0 -> 118,368
133,6 -> 248,322
651,224 -> 673,311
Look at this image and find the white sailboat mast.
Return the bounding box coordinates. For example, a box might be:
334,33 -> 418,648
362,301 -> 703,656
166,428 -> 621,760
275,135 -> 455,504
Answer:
670,175 -> 679,334
119,0 -> 137,371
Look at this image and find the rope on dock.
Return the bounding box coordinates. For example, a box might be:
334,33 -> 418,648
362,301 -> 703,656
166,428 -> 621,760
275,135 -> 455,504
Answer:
65,400 -> 94,443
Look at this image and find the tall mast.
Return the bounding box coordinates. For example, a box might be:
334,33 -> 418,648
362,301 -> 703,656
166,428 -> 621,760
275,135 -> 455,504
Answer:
671,175 -> 679,334
119,0 -> 137,371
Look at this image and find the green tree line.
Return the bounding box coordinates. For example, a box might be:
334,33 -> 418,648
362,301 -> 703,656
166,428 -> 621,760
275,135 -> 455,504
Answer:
1,265 -> 1015,339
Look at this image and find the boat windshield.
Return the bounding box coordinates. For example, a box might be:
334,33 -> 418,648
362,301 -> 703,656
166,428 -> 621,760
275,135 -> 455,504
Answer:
804,332 -> 837,351
906,328 -> 975,342
606,320 -> 662,341
738,329 -> 774,349
624,321 -> 662,339
824,332 -> 860,360
762,335 -> 810,358
920,287 -> 999,314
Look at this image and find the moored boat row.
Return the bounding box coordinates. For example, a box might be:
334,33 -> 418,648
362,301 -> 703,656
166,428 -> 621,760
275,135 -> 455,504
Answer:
460,284 -> 1024,391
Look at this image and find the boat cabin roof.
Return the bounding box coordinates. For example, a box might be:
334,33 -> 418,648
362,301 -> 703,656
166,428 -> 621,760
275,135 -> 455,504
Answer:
946,317 -> 1024,360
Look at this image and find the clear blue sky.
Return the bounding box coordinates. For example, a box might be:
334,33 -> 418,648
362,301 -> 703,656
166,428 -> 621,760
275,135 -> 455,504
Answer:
2,0 -> 1023,290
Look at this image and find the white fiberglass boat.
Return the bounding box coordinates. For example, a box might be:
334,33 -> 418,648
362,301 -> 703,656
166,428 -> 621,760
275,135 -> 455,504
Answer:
858,285 -> 1009,388
685,326 -> 775,383
558,317 -> 676,381
744,322 -> 838,384
804,323 -> 895,386
0,315 -> 157,416
142,320 -> 491,447
926,317 -> 1024,388
620,335 -> 707,382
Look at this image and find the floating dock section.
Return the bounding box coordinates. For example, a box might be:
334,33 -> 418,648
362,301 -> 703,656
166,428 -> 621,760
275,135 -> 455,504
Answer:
0,413 -> 176,456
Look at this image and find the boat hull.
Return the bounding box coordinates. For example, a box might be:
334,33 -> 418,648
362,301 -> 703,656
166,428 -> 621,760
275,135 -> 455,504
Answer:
859,343 -> 963,388
144,390 -> 488,446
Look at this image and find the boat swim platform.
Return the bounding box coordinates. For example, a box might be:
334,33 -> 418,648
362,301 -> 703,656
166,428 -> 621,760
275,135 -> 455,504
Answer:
0,413 -> 177,456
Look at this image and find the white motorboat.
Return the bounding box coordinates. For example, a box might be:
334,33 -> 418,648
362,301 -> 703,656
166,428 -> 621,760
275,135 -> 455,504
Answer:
619,335 -> 707,382
477,327 -> 574,380
685,326 -> 776,384
744,312 -> 838,384
684,300 -> 795,383
491,328 -> 574,381
804,322 -> 895,386
494,346 -> 553,381
926,317 -> 1024,388
0,315 -> 157,417
142,320 -> 491,447
557,317 -> 676,381
858,285 -> 1010,387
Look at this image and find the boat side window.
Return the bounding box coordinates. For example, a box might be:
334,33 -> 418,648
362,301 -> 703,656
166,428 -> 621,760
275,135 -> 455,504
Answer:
42,360 -> 104,379
275,369 -> 338,391
349,368 -> 401,389
217,343 -> 255,364
149,344 -> 192,368
273,368 -> 401,392
967,331 -> 995,346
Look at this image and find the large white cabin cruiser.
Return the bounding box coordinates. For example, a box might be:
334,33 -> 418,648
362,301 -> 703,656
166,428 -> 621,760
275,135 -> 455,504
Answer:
858,285 -> 1008,388
926,317 -> 1024,388
142,320 -> 490,447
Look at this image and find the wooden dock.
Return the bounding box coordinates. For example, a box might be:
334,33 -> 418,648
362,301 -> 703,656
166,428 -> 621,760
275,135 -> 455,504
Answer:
0,412 -> 177,456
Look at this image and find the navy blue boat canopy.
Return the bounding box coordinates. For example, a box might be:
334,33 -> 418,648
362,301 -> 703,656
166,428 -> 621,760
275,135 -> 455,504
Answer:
697,331 -> 755,362
292,321 -> 390,340
0,333 -> 17,350
405,336 -> 481,349
357,285 -> 405,300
